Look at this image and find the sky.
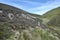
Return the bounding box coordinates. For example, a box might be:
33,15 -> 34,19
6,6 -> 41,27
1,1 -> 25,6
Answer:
0,0 -> 60,15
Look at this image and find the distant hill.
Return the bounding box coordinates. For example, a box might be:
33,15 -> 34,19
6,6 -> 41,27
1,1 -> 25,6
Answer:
30,13 -> 41,17
42,7 -> 60,25
42,7 -> 60,19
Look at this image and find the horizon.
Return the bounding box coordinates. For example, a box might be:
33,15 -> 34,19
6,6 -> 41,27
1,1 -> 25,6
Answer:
0,0 -> 60,15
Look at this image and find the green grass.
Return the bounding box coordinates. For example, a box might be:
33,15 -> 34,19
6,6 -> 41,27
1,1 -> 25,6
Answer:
6,27 -> 60,40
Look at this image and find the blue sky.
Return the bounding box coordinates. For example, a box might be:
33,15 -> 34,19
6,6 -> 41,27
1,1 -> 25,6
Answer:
0,0 -> 60,15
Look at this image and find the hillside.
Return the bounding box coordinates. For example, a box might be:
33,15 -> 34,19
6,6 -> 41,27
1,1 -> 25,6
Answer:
42,7 -> 60,19
41,7 -> 60,24
0,3 -> 40,27
0,3 -> 41,40
0,3 -> 60,40
42,7 -> 60,26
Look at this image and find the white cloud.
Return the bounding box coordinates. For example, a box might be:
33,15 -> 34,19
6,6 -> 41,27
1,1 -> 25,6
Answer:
28,0 -> 60,15
22,0 -> 40,5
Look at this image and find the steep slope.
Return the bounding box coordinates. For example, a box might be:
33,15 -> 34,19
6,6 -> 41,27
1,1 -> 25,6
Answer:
0,3 -> 41,40
0,3 -> 39,28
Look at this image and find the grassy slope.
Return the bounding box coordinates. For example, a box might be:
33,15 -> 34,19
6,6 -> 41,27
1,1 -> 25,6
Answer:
42,7 -> 60,19
42,7 -> 60,25
41,7 -> 60,24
